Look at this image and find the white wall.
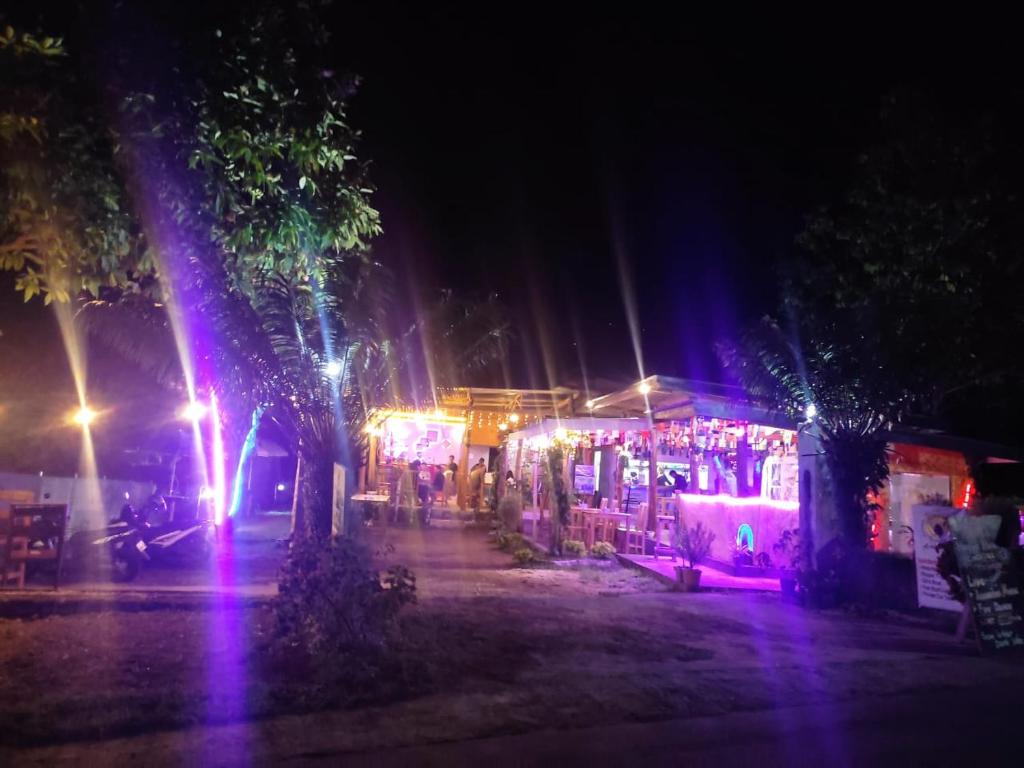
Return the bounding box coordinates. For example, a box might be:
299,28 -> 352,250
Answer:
0,472 -> 156,534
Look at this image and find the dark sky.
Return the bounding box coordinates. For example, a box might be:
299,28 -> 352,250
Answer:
326,7 -> 1016,392
3,4 -> 1019,396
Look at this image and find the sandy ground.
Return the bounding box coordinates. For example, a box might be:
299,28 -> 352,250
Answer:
3,522 -> 1022,765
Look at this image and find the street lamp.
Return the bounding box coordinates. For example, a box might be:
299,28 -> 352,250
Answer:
180,401 -> 209,422
72,405 -> 97,427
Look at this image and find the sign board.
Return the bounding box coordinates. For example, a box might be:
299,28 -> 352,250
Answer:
949,514 -> 1024,654
574,465 -> 595,495
912,505 -> 960,612
332,463 -> 347,537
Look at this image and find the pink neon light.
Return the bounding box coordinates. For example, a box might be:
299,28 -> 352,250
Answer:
209,391 -> 227,526
675,492 -> 799,512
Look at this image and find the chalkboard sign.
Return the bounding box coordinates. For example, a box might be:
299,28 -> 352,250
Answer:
949,515 -> 1024,654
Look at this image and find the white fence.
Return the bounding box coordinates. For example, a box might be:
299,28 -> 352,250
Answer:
0,472 -> 156,534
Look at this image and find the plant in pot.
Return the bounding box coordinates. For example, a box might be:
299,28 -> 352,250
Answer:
772,528 -> 801,598
675,522 -> 715,592
731,541 -> 754,568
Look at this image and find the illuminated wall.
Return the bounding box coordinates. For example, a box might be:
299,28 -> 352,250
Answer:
379,415 -> 466,466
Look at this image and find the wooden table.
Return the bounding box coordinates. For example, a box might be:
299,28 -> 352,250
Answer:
584,510 -> 630,549
351,493 -> 390,526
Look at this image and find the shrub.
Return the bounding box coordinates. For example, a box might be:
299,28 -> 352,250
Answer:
563,539 -> 587,557
496,494 -> 522,534
591,541 -> 617,559
272,537 -> 416,679
500,532 -> 527,552
676,522 -> 715,569
513,547 -> 537,565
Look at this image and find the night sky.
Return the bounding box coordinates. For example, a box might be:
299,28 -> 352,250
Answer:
329,8 -> 1016,391
2,5 -> 1019,397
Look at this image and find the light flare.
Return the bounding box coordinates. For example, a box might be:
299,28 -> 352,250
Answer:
209,391 -> 227,525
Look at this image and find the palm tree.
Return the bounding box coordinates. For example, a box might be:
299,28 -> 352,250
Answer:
718,316 -> 907,548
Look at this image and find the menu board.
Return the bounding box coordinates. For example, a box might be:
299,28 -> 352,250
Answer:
912,505 -> 960,612
949,515 -> 1024,654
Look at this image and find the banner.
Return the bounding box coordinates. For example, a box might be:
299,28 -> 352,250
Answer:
574,465 -> 595,495
912,505 -> 960,612
332,463 -> 347,537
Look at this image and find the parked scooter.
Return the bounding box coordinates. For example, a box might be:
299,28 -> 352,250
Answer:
65,507 -> 149,583
137,495 -> 215,565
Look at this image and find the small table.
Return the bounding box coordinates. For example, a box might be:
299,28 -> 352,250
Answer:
350,493 -> 390,526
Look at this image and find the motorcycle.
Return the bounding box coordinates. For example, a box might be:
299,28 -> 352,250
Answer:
128,495 -> 216,566
65,507 -> 149,583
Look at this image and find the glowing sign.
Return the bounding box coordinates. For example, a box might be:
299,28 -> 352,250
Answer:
736,523 -> 754,552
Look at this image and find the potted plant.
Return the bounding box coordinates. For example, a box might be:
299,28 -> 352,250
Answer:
773,528 -> 801,598
675,522 -> 715,591
731,541 -> 754,568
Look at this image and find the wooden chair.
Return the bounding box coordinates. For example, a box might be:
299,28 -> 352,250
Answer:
653,497 -> 679,561
568,506 -> 587,541
625,502 -> 648,556
1,504 -> 69,590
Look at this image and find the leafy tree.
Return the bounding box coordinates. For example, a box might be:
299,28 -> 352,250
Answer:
0,7 -> 381,535
0,24 -> 149,302
788,91 -> 1024,423
723,91 -> 1024,550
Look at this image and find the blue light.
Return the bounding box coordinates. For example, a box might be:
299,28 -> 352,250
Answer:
736,523 -> 754,552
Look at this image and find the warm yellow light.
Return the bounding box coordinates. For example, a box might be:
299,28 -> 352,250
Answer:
637,381 -> 652,395
72,405 -> 97,427
509,413 -> 520,424
498,422 -> 508,431
585,399 -> 595,409
554,427 -> 568,441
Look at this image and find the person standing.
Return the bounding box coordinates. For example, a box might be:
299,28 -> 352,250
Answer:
444,455 -> 457,502
469,458 -> 486,515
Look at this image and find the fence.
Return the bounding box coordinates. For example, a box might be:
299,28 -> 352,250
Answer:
0,472 -> 156,535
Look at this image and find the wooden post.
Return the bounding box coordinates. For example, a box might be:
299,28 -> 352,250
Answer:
366,433 -> 378,492
514,438 -> 524,495
647,426 -> 658,532
531,450 -> 540,511
290,452 -> 304,538
458,431 -> 470,511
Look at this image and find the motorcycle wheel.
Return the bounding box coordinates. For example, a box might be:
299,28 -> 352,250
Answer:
111,551 -> 140,582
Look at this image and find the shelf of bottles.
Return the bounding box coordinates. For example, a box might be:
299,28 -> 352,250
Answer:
619,417 -> 797,498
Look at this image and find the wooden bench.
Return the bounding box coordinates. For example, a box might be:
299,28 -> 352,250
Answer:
1,504 -> 69,590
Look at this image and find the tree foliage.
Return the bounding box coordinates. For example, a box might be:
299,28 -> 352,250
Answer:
787,90 -> 1024,418
722,91 -> 1024,549
1,7 -> 511,533
0,24 -> 150,302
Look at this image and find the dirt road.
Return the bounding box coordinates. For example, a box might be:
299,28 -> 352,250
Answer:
4,522 -> 1021,766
